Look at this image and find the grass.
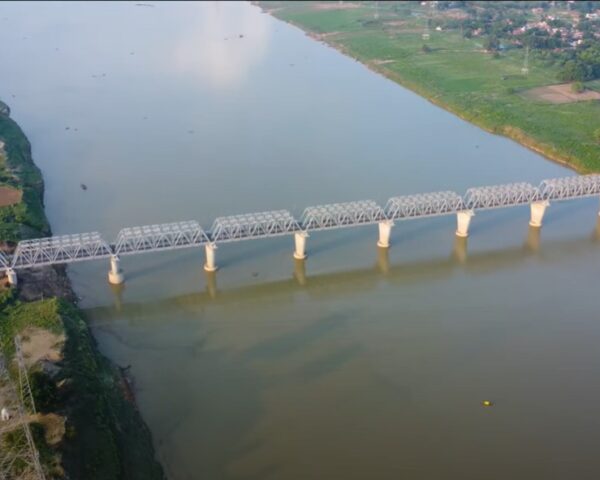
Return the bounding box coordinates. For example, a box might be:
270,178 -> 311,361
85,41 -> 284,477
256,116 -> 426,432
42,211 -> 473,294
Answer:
259,1 -> 600,172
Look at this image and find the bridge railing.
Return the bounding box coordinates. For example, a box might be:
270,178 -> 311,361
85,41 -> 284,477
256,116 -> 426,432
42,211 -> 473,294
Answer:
539,174 -> 600,201
385,191 -> 464,220
209,210 -> 300,242
463,182 -> 540,210
300,200 -> 386,231
115,221 -> 209,255
11,232 -> 112,269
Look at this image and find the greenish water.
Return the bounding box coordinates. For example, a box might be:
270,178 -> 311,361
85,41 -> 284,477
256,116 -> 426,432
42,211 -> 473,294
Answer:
2,2 -> 600,479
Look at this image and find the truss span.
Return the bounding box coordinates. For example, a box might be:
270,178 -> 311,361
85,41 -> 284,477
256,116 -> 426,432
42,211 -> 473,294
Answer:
385,191 -> 464,220
11,232 -> 112,269
539,174 -> 600,201
300,200 -> 385,231
115,221 -> 209,255
464,182 -> 539,210
210,210 -> 299,242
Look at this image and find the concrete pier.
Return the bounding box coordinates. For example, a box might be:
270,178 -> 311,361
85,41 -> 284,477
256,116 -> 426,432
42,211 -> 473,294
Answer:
108,255 -> 125,285
204,243 -> 218,272
455,210 -> 474,237
377,220 -> 394,248
529,200 -> 549,228
293,232 -> 308,260
6,268 -> 17,286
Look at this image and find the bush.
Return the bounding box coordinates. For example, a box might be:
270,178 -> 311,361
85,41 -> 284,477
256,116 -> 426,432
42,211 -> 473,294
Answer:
571,81 -> 585,93
421,44 -> 431,53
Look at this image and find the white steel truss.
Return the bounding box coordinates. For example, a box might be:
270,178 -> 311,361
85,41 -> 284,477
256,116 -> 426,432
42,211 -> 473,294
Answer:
2,174 -> 600,273
115,221 -> 209,255
385,191 -> 464,220
538,175 -> 600,201
300,200 -> 386,231
463,182 -> 539,210
0,251 -> 8,270
209,210 -> 299,242
11,232 -> 112,269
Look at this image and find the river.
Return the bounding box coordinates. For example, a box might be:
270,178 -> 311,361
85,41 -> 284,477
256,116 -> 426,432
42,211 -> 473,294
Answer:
2,1 -> 600,479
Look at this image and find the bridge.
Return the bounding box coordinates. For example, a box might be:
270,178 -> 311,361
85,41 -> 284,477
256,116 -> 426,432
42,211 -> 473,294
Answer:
2,174 -> 600,286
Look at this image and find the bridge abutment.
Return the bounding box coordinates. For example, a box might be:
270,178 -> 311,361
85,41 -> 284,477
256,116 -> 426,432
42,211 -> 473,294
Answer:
293,232 -> 308,260
204,243 -> 218,272
377,220 -> 394,248
108,255 -> 125,284
6,268 -> 17,286
455,210 -> 474,237
529,200 -> 549,228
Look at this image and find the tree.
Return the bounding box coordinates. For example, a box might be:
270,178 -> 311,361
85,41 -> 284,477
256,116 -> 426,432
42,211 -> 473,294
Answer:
571,81 -> 585,93
595,128 -> 600,144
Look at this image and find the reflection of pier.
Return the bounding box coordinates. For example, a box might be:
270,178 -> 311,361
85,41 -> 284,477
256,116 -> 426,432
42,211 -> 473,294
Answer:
88,224 -> 600,320
3,174 -> 600,287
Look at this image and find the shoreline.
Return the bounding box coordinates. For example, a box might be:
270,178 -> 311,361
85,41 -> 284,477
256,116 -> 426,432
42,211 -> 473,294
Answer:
263,8 -> 585,175
0,105 -> 164,479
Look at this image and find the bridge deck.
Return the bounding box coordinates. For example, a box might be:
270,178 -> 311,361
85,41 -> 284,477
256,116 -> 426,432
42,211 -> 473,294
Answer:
1,174 -> 598,271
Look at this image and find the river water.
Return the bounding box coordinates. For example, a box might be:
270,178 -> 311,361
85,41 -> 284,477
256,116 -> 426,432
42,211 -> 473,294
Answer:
2,1 -> 600,479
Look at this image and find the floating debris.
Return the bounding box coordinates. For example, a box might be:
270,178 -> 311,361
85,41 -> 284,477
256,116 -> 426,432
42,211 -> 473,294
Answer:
80,183 -> 88,191
187,130 -> 194,134
65,126 -> 70,130
482,400 -> 493,407
239,34 -> 244,38
135,3 -> 155,6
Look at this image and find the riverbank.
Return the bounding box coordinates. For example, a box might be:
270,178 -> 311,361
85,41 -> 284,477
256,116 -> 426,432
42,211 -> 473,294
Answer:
257,2 -> 600,174
0,105 -> 164,479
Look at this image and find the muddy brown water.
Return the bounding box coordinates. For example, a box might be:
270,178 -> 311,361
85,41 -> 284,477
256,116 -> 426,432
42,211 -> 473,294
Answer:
2,2 -> 600,479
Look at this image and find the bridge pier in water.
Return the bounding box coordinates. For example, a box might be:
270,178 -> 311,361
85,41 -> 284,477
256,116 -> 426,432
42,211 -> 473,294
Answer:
293,232 -> 308,260
377,220 -> 394,248
529,200 -> 549,228
6,268 -> 17,286
108,255 -> 125,285
455,210 -> 474,237
204,243 -> 217,272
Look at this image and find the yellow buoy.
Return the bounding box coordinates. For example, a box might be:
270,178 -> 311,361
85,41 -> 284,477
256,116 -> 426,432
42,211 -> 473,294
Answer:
482,400 -> 493,407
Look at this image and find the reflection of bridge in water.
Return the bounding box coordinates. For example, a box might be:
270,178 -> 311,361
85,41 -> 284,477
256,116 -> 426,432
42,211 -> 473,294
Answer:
3,174 -> 600,287
87,221 -> 600,320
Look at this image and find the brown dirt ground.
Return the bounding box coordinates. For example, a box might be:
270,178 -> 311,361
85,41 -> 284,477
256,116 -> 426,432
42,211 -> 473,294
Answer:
20,327 -> 65,368
523,83 -> 600,104
0,186 -> 22,207
313,2 -> 361,11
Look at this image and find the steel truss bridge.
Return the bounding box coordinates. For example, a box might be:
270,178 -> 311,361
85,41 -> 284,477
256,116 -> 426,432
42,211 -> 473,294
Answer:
2,174 -> 600,279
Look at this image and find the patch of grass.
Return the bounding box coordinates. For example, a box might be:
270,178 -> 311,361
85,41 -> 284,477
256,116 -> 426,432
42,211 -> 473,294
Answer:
260,1 -> 600,172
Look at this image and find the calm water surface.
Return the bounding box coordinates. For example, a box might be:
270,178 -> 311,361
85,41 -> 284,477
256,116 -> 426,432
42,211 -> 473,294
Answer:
2,2 -> 600,479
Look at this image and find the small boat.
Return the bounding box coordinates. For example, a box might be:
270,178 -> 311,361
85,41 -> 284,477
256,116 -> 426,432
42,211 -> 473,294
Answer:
80,183 -> 87,191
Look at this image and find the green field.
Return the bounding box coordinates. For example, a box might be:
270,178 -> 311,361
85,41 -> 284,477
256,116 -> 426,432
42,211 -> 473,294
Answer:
259,1 -> 600,172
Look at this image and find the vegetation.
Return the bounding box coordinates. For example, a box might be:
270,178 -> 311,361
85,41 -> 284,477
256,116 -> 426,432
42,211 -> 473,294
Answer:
0,103 -> 164,479
259,1 -> 600,172
0,111 -> 48,243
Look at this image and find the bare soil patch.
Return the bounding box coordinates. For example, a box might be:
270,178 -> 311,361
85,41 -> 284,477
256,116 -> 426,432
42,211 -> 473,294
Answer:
372,59 -> 396,65
0,186 -> 22,206
313,2 -> 361,11
523,83 -> 600,104
20,327 -> 65,368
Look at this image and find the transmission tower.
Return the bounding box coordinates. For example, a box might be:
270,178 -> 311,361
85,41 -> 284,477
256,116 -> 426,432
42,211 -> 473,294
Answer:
522,45 -> 530,75
0,337 -> 45,480
422,15 -> 430,40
